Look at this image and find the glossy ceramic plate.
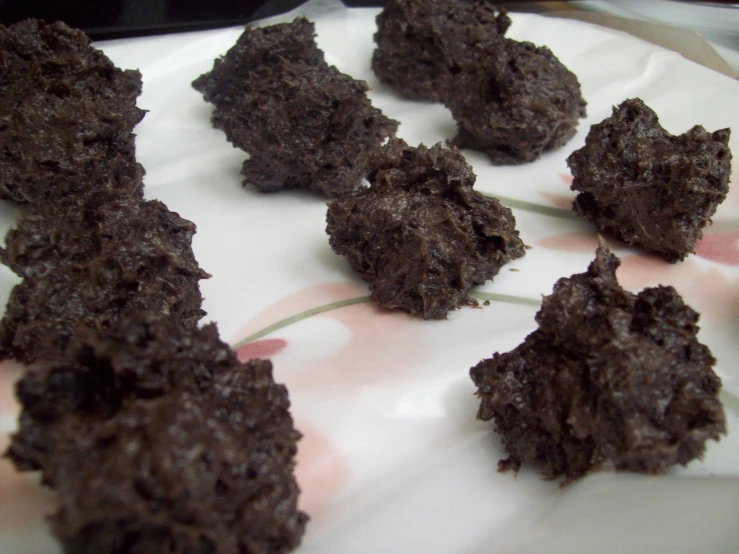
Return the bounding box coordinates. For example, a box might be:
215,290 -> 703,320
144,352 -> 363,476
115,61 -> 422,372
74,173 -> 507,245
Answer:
1,2 -> 738,552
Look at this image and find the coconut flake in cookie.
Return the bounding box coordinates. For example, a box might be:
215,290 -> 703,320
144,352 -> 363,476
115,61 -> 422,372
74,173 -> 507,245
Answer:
567,98 -> 731,262
470,243 -> 726,480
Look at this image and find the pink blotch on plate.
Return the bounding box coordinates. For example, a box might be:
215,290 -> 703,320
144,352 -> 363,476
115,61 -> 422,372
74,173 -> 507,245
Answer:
0,361 -> 23,416
294,422 -> 350,517
536,173 -> 577,211
236,338 -> 287,362
0,457 -> 58,529
694,230 -> 739,265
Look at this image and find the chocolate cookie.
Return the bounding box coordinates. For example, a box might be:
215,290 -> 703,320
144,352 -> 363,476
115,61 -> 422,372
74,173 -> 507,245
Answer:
218,61 -> 398,195
192,17 -> 327,109
567,98 -> 732,262
0,196 -> 210,364
470,243 -> 726,480
0,19 -> 145,212
372,0 -> 511,102
446,38 -> 587,164
6,316 -> 307,554
194,17 -> 398,196
327,139 -> 525,319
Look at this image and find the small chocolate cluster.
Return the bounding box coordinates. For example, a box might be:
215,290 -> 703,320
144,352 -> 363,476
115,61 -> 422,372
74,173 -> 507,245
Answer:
372,0 -> 511,102
446,39 -> 587,165
327,138 -> 525,319
568,98 -> 732,262
471,244 -> 726,480
0,20 -> 145,214
372,0 -> 586,164
8,317 -> 307,554
0,196 -> 210,364
194,17 -> 398,195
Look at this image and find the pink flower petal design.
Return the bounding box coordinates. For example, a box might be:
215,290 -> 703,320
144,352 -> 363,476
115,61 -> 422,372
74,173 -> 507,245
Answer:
694,231 -> 739,265
235,338 -> 287,362
539,191 -> 575,211
294,422 -> 350,517
0,456 -> 58,529
558,173 -> 574,186
0,361 -> 23,416
232,283 -> 423,389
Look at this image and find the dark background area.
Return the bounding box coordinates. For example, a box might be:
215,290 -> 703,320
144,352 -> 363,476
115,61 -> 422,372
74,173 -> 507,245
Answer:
0,0 -> 387,38
2,1 -> 738,39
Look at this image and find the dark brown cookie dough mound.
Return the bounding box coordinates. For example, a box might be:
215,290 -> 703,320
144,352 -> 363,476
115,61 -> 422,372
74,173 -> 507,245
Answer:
6,316 -> 237,479
371,0 -> 511,102
0,91 -> 145,211
447,38 -> 587,164
0,19 -> 144,130
194,17 -> 398,196
470,244 -> 726,480
192,17 -> 327,110
0,196 -> 210,364
567,98 -> 732,262
6,317 -> 307,554
218,61 -> 398,195
327,138 -> 525,319
51,386 -> 306,554
0,19 -> 146,210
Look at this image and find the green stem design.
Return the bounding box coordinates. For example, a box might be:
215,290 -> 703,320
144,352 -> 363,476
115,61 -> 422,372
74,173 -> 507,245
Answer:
469,291 -> 541,307
233,296 -> 370,349
233,292 -> 540,347
233,294 -> 739,417
488,193 -> 579,220
486,191 -> 739,234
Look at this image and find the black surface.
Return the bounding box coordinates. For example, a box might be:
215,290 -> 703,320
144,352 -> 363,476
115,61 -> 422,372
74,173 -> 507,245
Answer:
0,0 -> 317,38
0,1 -> 540,39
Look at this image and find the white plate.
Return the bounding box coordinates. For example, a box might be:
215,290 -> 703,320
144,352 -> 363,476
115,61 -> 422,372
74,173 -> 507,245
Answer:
1,4 -> 738,553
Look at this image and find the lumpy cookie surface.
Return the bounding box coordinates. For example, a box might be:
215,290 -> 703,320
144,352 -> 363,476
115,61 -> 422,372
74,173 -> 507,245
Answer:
217,61 -> 398,195
194,17 -> 397,195
567,98 -> 732,262
6,317 -> 307,554
372,0 -> 511,102
326,139 -> 525,319
0,19 -> 145,211
192,17 -> 327,110
446,38 -> 587,164
470,244 -> 726,480
0,196 -> 210,364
